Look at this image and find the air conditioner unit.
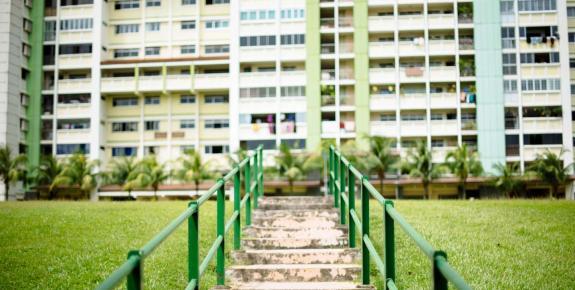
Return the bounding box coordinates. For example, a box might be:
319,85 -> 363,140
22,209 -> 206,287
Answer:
23,19 -> 32,32
20,93 -> 29,106
22,44 -> 31,57
25,0 -> 32,8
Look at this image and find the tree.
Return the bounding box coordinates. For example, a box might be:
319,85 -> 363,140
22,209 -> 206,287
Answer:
492,162 -> 524,198
340,140 -> 371,173
51,153 -> 99,200
226,148 -> 248,169
401,141 -> 444,199
34,155 -> 63,199
127,156 -> 169,200
445,144 -> 483,199
528,149 -> 572,198
176,149 -> 213,195
274,143 -> 320,193
103,157 -> 139,199
0,145 -> 27,201
365,136 -> 399,193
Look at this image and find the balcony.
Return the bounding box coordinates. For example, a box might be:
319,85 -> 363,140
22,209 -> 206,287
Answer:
523,145 -> 562,161
430,119 -> 458,136
399,93 -> 426,109
522,92 -> 561,107
399,67 -> 426,83
321,69 -> 336,81
280,45 -> 306,61
239,72 -> 275,87
506,145 -> 520,157
398,41 -> 425,56
58,78 -> 91,94
166,74 -> 191,91
56,128 -> 91,143
340,43 -> 354,54
239,123 -> 276,140
518,12 -> 558,26
58,54 -> 92,69
195,73 -> 230,90
505,118 -> 519,130
370,94 -> 397,110
459,38 -> 474,51
56,103 -> 91,118
523,117 -> 563,133
398,15 -> 424,30
368,16 -> 395,32
321,95 -> 335,107
138,76 -> 163,92
461,120 -> 477,131
60,3 -> 93,18
400,120 -> 427,137
370,121 -> 398,137
58,30 -> 93,44
238,98 -> 277,114
280,71 -> 306,86
520,64 -> 560,78
101,77 -> 136,93
427,13 -> 455,29
369,68 -> 396,84
432,146 -> 457,163
369,42 -> 395,57
339,17 -> 353,29
428,39 -> 456,55
321,43 -> 335,55
239,47 -> 276,62
320,18 -> 335,30
339,69 -> 354,81
429,93 -> 457,108
429,66 -> 457,82
279,122 -> 307,138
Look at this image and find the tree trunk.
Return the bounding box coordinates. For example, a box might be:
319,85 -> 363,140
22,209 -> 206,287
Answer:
4,182 -> 9,201
423,183 -> 429,200
551,185 -> 559,199
379,172 -> 385,194
461,181 -> 467,200
154,187 -> 158,201
289,180 -> 294,194
195,181 -> 200,197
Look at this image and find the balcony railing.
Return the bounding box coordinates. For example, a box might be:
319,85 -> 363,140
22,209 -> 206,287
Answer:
339,17 -> 353,28
505,118 -> 519,130
321,69 -> 336,81
506,145 -> 520,157
321,44 -> 335,54
320,18 -> 335,29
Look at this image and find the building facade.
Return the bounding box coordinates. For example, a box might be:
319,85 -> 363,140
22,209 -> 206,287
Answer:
2,0 -> 575,199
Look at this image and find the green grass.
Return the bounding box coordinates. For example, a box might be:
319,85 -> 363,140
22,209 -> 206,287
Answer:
0,200 -> 574,289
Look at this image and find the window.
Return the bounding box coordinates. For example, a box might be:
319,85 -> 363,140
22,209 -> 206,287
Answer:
204,145 -> 229,154
146,22 -> 160,31
205,95 -> 228,103
115,0 -> 139,10
145,146 -> 158,155
145,47 -> 160,56
206,0 -> 229,5
571,84 -> 575,94
204,45 -> 229,54
182,0 -> 196,5
501,27 -> 515,49
524,134 -> 562,145
114,48 -> 139,58
280,86 -> 305,97
181,20 -> 196,30
59,43 -> 92,55
568,7 -> 575,17
146,0 -> 160,7
500,0 -> 514,15
240,87 -> 276,98
57,144 -> 89,155
180,95 -> 196,104
241,10 -> 275,21
61,0 -> 93,6
116,24 -> 139,34
112,122 -> 138,132
380,114 -> 396,121
205,20 -> 229,29
145,121 -> 159,131
280,34 -> 305,45
502,53 -> 517,75
60,18 -> 93,31
180,119 -> 195,129
517,0 -> 557,12
504,80 -> 518,93
571,58 -> 575,68
145,96 -> 160,105
113,97 -> 138,106
281,8 -> 305,19
204,119 -> 229,129
181,45 -> 195,54
521,78 -> 561,91
239,35 -> 276,47
112,147 -> 137,157
520,52 -> 559,63
180,145 -> 195,152
401,114 -> 425,121
569,32 -> 575,43
59,94 -> 90,104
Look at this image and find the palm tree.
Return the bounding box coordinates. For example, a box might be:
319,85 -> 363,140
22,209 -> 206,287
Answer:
226,148 -> 248,169
0,145 -> 27,201
127,156 -> 169,200
275,143 -> 320,193
34,155 -> 63,199
104,157 -> 139,199
445,144 -> 483,199
51,153 -> 99,200
492,162 -> 524,198
176,149 -> 213,195
340,140 -> 371,173
365,136 -> 398,193
401,141 -> 443,199
528,149 -> 572,198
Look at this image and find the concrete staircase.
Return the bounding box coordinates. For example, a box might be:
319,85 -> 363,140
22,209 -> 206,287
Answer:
226,196 -> 374,290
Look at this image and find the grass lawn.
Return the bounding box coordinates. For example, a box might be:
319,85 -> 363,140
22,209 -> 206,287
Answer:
0,200 -> 574,289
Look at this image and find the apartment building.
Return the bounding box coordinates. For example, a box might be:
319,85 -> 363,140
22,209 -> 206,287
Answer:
2,0 -> 574,199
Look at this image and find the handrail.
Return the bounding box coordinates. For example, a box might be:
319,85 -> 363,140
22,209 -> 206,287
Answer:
328,146 -> 472,290
97,146 -> 264,290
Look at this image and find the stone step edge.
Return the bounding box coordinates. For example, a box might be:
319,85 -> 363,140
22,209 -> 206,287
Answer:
225,282 -> 374,290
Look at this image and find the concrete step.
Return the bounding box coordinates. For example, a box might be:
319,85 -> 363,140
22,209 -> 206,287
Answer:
258,202 -> 334,210
227,282 -> 375,290
243,226 -> 347,239
251,216 -> 339,228
259,196 -> 333,202
252,209 -> 339,219
227,264 -> 360,283
232,248 -> 359,265
242,237 -> 348,250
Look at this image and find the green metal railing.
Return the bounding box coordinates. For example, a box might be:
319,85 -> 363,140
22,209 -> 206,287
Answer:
97,146 -> 264,290
328,146 -> 471,290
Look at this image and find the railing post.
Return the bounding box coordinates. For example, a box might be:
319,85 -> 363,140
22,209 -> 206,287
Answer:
340,157 -> 346,225
253,153 -> 259,209
383,200 -> 395,288
244,159 -> 251,226
361,176 -> 370,285
348,166 -> 355,248
216,179 -> 225,285
126,250 -> 142,290
433,251 -> 448,290
188,201 -> 199,290
334,152 -> 339,208
258,147 -> 263,198
329,146 -> 334,195
233,167 -> 241,250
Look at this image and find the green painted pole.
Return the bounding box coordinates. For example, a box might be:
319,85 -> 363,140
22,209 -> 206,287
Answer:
244,160 -> 251,226
253,154 -> 259,209
259,147 -> 263,198
348,166 -> 356,248
233,168 -> 241,250
433,251 -> 448,290
126,250 -> 142,290
361,176 -> 370,285
188,201 -> 199,289
334,152 -> 339,208
384,200 -> 395,288
340,157 -> 346,225
216,179 -> 225,285
329,146 -> 333,195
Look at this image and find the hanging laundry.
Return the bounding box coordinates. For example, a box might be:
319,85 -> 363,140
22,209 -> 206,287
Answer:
405,67 -> 423,77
